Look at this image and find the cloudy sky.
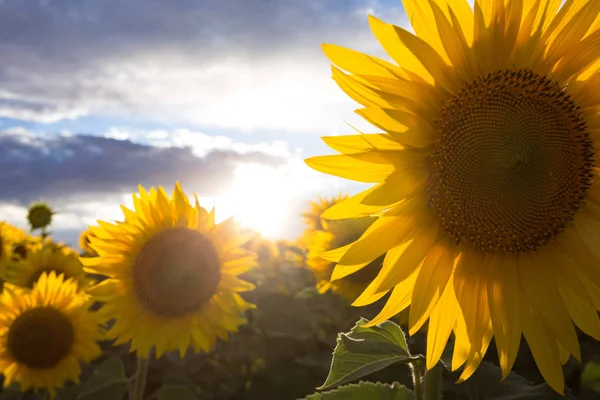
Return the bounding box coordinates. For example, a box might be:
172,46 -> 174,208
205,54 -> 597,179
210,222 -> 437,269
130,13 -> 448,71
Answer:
0,0 -> 409,246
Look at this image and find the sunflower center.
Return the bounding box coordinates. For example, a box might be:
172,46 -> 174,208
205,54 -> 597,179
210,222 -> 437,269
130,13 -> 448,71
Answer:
7,307 -> 75,369
133,227 -> 221,317
429,68 -> 594,253
12,244 -> 28,260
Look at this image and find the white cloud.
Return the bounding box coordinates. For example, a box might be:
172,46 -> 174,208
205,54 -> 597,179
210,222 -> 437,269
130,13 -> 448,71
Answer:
104,127 -> 293,158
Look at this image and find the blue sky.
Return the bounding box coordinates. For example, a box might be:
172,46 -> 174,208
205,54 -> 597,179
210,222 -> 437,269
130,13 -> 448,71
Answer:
0,0 -> 409,246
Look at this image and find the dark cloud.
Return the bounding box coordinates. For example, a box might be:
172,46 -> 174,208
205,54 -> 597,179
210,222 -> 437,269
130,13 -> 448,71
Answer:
0,130 -> 283,204
0,0 -> 404,127
0,0 -> 376,55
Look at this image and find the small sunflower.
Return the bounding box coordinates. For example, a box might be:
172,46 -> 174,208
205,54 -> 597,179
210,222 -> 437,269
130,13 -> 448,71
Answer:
305,215 -> 383,302
27,202 -> 54,231
5,247 -> 88,290
0,222 -> 28,276
78,229 -> 97,256
0,272 -> 102,396
83,183 -> 257,358
306,0 -> 600,393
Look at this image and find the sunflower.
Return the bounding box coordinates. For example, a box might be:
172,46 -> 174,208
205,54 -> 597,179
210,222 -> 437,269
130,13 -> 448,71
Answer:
27,202 -> 54,231
5,247 -> 89,290
82,183 -> 256,358
0,222 -> 28,276
301,194 -> 349,231
0,272 -> 102,396
245,236 -> 280,272
78,229 -> 97,256
306,1 -> 600,394
305,216 -> 383,302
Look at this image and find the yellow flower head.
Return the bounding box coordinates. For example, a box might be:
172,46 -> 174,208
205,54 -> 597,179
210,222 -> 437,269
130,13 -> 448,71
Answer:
0,272 -> 102,397
5,247 -> 89,290
0,222 -> 28,276
82,183 -> 257,358
27,202 -> 54,230
306,216 -> 382,302
306,0 -> 600,394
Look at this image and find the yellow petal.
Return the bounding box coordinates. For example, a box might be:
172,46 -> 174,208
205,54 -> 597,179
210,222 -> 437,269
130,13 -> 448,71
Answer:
428,0 -> 475,77
452,313 -> 471,371
368,220 -> 439,295
522,307 -> 565,395
355,107 -> 435,147
409,240 -> 456,335
321,185 -> 391,220
518,251 -> 581,361
360,167 -> 428,206
553,30 -> 600,81
403,0 -> 450,63
322,43 -> 407,78
305,154 -> 394,183
363,268 -> 420,326
322,134 -> 404,154
453,248 -> 491,354
426,281 -> 458,370
457,320 -> 493,382
487,256 -> 522,378
338,195 -> 429,265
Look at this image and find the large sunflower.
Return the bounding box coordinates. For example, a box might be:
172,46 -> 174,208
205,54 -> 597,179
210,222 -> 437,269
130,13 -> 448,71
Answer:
306,0 -> 600,394
5,247 -> 89,290
0,272 -> 102,396
82,183 -> 257,358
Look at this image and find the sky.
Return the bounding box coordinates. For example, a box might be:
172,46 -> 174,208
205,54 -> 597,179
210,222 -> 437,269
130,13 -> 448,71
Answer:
0,0 -> 410,246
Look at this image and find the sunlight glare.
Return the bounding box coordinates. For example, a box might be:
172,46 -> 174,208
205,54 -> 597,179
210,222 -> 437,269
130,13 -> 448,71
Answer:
205,163 -> 303,239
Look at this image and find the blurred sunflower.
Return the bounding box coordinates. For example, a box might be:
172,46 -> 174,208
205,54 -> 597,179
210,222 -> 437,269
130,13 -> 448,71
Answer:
0,272 -> 102,396
306,0 -> 600,393
301,194 -> 348,232
26,202 -> 54,231
306,216 -> 383,302
78,229 -> 97,256
0,222 -> 28,276
245,236 -> 280,272
82,183 -> 256,358
5,247 -> 89,290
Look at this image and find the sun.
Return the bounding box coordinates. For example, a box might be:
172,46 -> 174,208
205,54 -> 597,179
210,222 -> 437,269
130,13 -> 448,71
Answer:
204,163 -> 304,238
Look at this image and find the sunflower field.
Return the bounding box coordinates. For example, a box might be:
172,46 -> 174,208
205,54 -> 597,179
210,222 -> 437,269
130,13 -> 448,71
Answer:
2,0 -> 600,399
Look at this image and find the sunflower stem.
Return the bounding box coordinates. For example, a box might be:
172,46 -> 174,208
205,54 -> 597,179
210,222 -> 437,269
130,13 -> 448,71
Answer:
410,360 -> 425,400
424,364 -> 443,400
132,354 -> 150,400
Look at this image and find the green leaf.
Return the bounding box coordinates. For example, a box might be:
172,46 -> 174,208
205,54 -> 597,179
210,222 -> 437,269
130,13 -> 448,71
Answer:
581,360 -> 600,393
319,318 -> 415,390
77,358 -> 127,400
304,381 -> 415,400
156,384 -> 200,400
